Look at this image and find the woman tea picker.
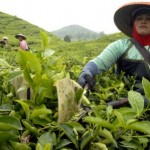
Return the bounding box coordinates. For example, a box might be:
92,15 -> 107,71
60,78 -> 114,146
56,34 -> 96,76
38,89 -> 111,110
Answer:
78,2 -> 150,105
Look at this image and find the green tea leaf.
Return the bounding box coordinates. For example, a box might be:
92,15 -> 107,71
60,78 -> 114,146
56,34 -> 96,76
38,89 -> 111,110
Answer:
56,139 -> 72,149
142,77 -> 150,101
0,116 -> 22,130
38,132 -> 53,149
0,58 -> 11,68
8,70 -> 22,81
66,122 -> 85,132
18,50 -> 41,74
58,123 -> 78,149
138,137 -> 148,149
43,143 -> 52,150
31,104 -> 52,126
92,142 -> 108,150
106,105 -> 113,120
0,142 -> 13,150
114,110 -> 125,127
42,49 -> 55,59
126,121 -> 150,134
40,31 -> 50,49
31,104 -> 52,118
120,141 -> 142,149
23,66 -> 33,84
84,116 -> 115,130
80,131 -> 93,150
128,91 -> 144,117
10,141 -> 31,150
36,143 -> 43,150
15,100 -> 30,120
101,129 -> 117,147
0,131 -> 18,142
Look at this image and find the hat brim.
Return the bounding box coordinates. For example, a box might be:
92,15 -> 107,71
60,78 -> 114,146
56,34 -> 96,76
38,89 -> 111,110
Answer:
15,34 -> 26,40
2,36 -> 9,40
114,2 -> 150,37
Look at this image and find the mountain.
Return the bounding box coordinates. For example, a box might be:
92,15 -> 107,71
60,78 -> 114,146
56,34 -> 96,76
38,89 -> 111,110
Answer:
51,25 -> 106,42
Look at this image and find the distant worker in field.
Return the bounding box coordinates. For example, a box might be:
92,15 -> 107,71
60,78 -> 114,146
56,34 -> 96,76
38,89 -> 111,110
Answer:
0,36 -> 9,48
2,36 -> 9,47
15,33 -> 29,50
78,2 -> 150,105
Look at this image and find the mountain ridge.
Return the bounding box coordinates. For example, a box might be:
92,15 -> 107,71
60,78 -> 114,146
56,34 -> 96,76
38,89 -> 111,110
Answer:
52,24 -> 106,42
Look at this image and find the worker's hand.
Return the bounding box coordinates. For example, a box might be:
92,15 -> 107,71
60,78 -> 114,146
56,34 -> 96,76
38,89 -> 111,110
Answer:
78,73 -> 95,91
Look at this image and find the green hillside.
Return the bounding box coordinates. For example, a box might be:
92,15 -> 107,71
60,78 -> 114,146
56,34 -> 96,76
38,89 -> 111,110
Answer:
0,11 -> 64,51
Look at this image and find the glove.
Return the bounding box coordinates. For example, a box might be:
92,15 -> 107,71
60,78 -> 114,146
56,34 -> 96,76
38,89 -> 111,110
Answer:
78,72 -> 95,91
78,61 -> 99,91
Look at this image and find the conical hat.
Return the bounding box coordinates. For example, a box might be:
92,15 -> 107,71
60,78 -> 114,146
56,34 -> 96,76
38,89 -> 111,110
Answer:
15,34 -> 26,39
114,2 -> 150,37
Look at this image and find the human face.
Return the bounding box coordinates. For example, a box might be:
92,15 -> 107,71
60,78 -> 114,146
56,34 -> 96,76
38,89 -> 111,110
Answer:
134,13 -> 150,36
18,36 -> 23,41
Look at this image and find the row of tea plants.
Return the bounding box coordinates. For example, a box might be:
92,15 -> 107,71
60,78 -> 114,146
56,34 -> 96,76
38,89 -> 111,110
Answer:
0,32 -> 150,150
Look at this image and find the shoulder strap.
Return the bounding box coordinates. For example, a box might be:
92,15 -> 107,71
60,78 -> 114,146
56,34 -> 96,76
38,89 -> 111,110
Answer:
122,41 -> 134,57
118,41 -> 133,60
130,38 -> 150,65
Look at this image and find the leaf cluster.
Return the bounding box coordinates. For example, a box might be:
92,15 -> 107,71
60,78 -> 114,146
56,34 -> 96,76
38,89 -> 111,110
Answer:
0,31 -> 150,150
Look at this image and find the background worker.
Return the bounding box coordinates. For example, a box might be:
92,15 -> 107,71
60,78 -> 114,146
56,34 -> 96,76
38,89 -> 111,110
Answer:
15,33 -> 29,50
0,36 -> 9,48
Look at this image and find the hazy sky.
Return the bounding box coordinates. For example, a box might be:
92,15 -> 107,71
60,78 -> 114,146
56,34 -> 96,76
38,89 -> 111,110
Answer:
0,0 -> 149,34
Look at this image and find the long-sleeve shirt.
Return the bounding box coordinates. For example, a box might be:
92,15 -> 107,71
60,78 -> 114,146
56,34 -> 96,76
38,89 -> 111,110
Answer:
91,38 -> 150,81
20,40 -> 29,50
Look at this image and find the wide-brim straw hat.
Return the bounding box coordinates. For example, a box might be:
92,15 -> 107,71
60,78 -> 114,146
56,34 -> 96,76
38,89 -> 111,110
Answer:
15,34 -> 26,40
2,36 -> 9,40
114,2 -> 150,37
